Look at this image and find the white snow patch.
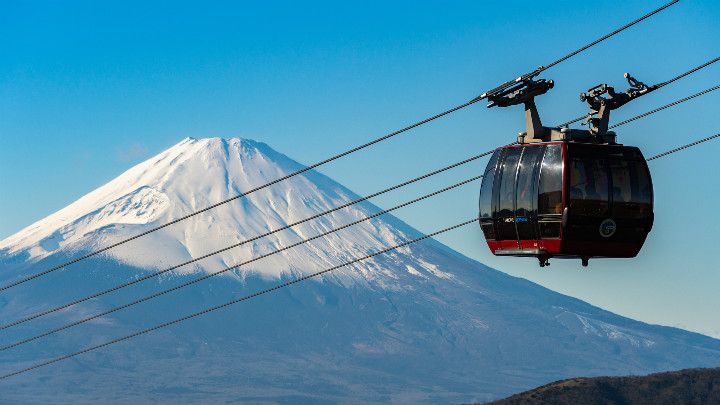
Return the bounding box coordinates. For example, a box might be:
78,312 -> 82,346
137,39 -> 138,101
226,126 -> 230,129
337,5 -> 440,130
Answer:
573,313 -> 656,348
0,137 -> 453,288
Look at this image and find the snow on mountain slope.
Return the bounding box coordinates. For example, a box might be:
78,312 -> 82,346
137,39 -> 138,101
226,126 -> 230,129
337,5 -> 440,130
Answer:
0,137 -> 426,283
1,137 -> 719,404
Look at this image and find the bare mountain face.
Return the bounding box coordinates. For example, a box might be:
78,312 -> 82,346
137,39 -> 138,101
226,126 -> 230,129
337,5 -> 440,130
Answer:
1,137 -> 719,404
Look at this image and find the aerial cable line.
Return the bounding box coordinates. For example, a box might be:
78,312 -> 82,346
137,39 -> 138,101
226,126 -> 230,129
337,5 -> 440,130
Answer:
655,57 -> 720,88
0,174 -> 484,351
0,150 -> 499,331
0,0 -> 678,293
610,84 -> 720,129
0,219 -> 477,380
559,55 -> 720,128
646,133 -> 720,161
476,0 -> 679,100
2,132 -> 717,379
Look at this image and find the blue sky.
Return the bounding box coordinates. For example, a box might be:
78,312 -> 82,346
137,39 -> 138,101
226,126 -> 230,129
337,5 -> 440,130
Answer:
2,1 -> 719,337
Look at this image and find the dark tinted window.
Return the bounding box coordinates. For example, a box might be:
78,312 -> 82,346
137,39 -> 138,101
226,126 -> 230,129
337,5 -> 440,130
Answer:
479,150 -> 501,240
496,147 -> 522,240
516,146 -> 542,218
538,145 -> 563,215
569,156 -> 609,217
498,148 -> 521,217
516,146 -> 543,240
479,150 -> 500,220
610,159 -> 652,219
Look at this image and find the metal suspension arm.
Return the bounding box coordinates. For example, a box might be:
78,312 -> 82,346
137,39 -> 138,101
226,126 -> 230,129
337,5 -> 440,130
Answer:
580,73 -> 658,137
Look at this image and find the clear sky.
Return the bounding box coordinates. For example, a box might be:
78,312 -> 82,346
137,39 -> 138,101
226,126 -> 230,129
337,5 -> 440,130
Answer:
2,1 -> 719,337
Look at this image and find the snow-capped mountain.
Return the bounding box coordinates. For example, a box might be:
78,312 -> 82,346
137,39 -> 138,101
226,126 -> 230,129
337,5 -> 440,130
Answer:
1,137 -> 719,404
0,137 -> 426,282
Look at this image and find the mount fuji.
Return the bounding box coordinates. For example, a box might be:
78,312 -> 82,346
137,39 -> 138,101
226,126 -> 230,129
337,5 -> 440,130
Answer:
1,137 -> 719,404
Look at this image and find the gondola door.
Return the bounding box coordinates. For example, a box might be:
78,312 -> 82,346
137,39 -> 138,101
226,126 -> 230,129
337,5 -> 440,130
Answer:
494,147 -> 522,250
565,144 -> 611,250
515,146 -> 544,251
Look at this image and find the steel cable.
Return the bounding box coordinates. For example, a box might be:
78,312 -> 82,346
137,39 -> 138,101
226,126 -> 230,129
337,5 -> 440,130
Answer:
655,57 -> 720,88
479,0 -> 680,99
610,84 -> 720,129
647,133 -> 720,161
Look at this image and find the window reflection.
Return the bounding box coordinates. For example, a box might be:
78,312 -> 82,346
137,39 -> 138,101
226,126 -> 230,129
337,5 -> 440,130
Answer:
609,159 -> 652,219
538,145 -> 563,215
479,151 -> 500,220
496,148 -> 522,240
479,150 -> 500,240
569,157 -> 609,217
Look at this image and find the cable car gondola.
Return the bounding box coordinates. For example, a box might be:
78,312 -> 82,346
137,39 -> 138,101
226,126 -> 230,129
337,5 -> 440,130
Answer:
478,74 -> 654,267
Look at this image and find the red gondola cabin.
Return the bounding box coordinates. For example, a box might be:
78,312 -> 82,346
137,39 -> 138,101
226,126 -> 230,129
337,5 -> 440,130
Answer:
479,141 -> 654,266
478,72 -> 657,266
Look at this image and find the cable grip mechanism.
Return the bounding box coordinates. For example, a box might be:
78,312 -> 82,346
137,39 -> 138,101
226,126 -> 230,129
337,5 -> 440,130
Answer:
485,78 -> 554,140
580,72 -> 657,139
